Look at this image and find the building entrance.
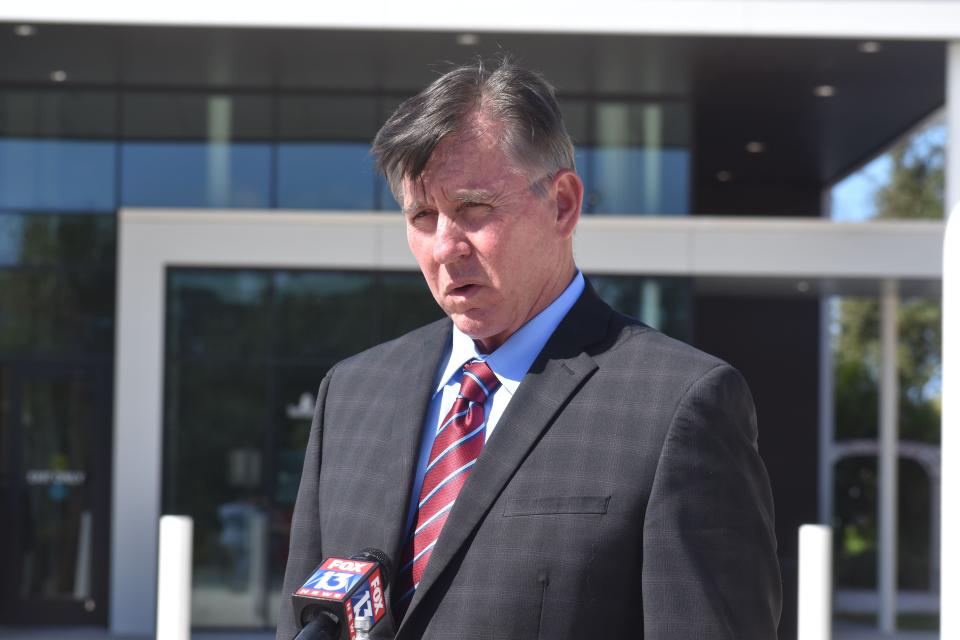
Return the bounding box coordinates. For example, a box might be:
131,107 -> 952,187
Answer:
0,363 -> 111,626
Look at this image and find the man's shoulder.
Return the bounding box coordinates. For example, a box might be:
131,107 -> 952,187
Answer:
601,311 -> 731,380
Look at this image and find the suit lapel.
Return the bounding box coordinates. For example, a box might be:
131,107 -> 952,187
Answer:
399,284 -> 613,629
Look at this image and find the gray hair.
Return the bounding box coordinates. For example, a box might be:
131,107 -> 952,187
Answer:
371,57 -> 576,202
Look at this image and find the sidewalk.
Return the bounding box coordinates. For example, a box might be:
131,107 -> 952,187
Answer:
0,630 -> 273,640
0,624 -> 939,639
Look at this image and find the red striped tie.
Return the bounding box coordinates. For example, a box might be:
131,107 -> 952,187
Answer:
393,359 -> 500,617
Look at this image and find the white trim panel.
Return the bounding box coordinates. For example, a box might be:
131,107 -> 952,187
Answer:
7,1 -> 960,40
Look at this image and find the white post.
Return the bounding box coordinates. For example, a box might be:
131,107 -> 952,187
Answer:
819,297 -> 835,526
798,524 -> 833,640
157,515 -> 193,640
940,40 -> 959,640
878,279 -> 899,634
942,204 -> 959,637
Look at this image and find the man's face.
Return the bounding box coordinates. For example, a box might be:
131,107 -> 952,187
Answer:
402,120 -> 581,353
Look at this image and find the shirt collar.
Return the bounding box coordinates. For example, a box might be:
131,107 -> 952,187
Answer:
435,271 -> 586,396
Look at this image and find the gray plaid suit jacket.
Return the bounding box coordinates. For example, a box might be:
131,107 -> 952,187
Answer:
277,283 -> 782,640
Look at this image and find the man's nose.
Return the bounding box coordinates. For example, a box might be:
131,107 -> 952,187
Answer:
432,215 -> 470,264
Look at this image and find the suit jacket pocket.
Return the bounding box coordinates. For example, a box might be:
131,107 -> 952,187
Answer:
502,495 -> 610,516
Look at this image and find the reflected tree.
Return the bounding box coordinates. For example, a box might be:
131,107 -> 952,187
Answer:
833,122 -> 943,590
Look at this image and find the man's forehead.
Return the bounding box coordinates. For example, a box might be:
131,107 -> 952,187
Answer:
401,130 -> 524,206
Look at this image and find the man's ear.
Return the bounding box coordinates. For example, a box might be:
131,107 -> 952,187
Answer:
552,169 -> 583,238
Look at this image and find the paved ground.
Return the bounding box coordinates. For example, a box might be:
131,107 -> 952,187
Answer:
0,630 -> 272,640
0,625 -> 940,639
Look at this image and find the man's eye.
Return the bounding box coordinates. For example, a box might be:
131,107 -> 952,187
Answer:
410,210 -> 437,224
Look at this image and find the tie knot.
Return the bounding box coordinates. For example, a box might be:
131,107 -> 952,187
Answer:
459,360 -> 500,404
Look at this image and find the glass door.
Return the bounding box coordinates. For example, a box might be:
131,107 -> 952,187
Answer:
0,363 -> 111,625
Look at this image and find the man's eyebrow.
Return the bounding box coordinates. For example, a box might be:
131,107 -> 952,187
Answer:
453,189 -> 498,203
402,200 -> 425,215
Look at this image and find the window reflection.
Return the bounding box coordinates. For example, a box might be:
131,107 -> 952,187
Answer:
276,143 -> 375,210
586,101 -> 690,215
0,212 -> 115,267
122,142 -> 272,209
0,269 -> 115,356
0,140 -> 116,211
121,93 -> 273,209
163,268 -> 442,628
590,274 -> 691,342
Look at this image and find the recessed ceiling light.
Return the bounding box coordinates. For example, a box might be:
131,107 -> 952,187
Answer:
456,33 -> 480,46
858,41 -> 882,54
49,70 -> 67,82
716,170 -> 733,183
746,141 -> 767,154
813,85 -> 835,98
14,24 -> 37,37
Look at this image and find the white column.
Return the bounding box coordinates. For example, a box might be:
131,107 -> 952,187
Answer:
818,297 -> 835,525
942,42 -> 960,640
878,280 -> 899,634
943,205 -> 959,639
798,524 -> 833,640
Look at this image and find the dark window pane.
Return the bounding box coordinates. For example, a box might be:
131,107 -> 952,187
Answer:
166,270 -> 271,359
561,99 -> 590,147
589,101 -> 690,215
121,142 -> 271,208
163,362 -> 269,628
0,90 -> 116,139
122,93 -> 273,208
276,143 -> 375,210
589,275 -> 691,342
378,272 -> 443,340
0,269 -> 115,356
17,372 -> 101,602
274,271 -> 377,359
278,96 -> 376,142
122,93 -> 272,141
0,212 -> 115,267
276,96 -> 378,211
0,139 -> 116,211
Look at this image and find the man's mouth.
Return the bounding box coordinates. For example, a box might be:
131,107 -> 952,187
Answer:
448,283 -> 479,296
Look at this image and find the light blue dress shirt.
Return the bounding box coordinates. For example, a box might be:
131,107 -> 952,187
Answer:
403,271 -> 586,534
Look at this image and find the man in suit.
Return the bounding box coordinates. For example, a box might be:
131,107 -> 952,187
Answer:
278,59 -> 781,639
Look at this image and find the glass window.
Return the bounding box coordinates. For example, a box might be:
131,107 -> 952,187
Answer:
0,269 -> 115,356
588,101 -> 690,215
276,96 -> 378,210
0,140 -> 116,211
0,211 -> 115,267
377,272 -> 444,340
121,94 -> 272,209
121,141 -> 271,208
0,90 -> 117,213
163,362 -> 270,628
166,270 -> 271,360
276,143 -> 375,210
163,268 -> 441,628
589,275 -> 691,342
273,271 -> 378,359
15,371 -> 102,603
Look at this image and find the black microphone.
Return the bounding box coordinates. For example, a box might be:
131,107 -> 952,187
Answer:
291,548 -> 392,640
